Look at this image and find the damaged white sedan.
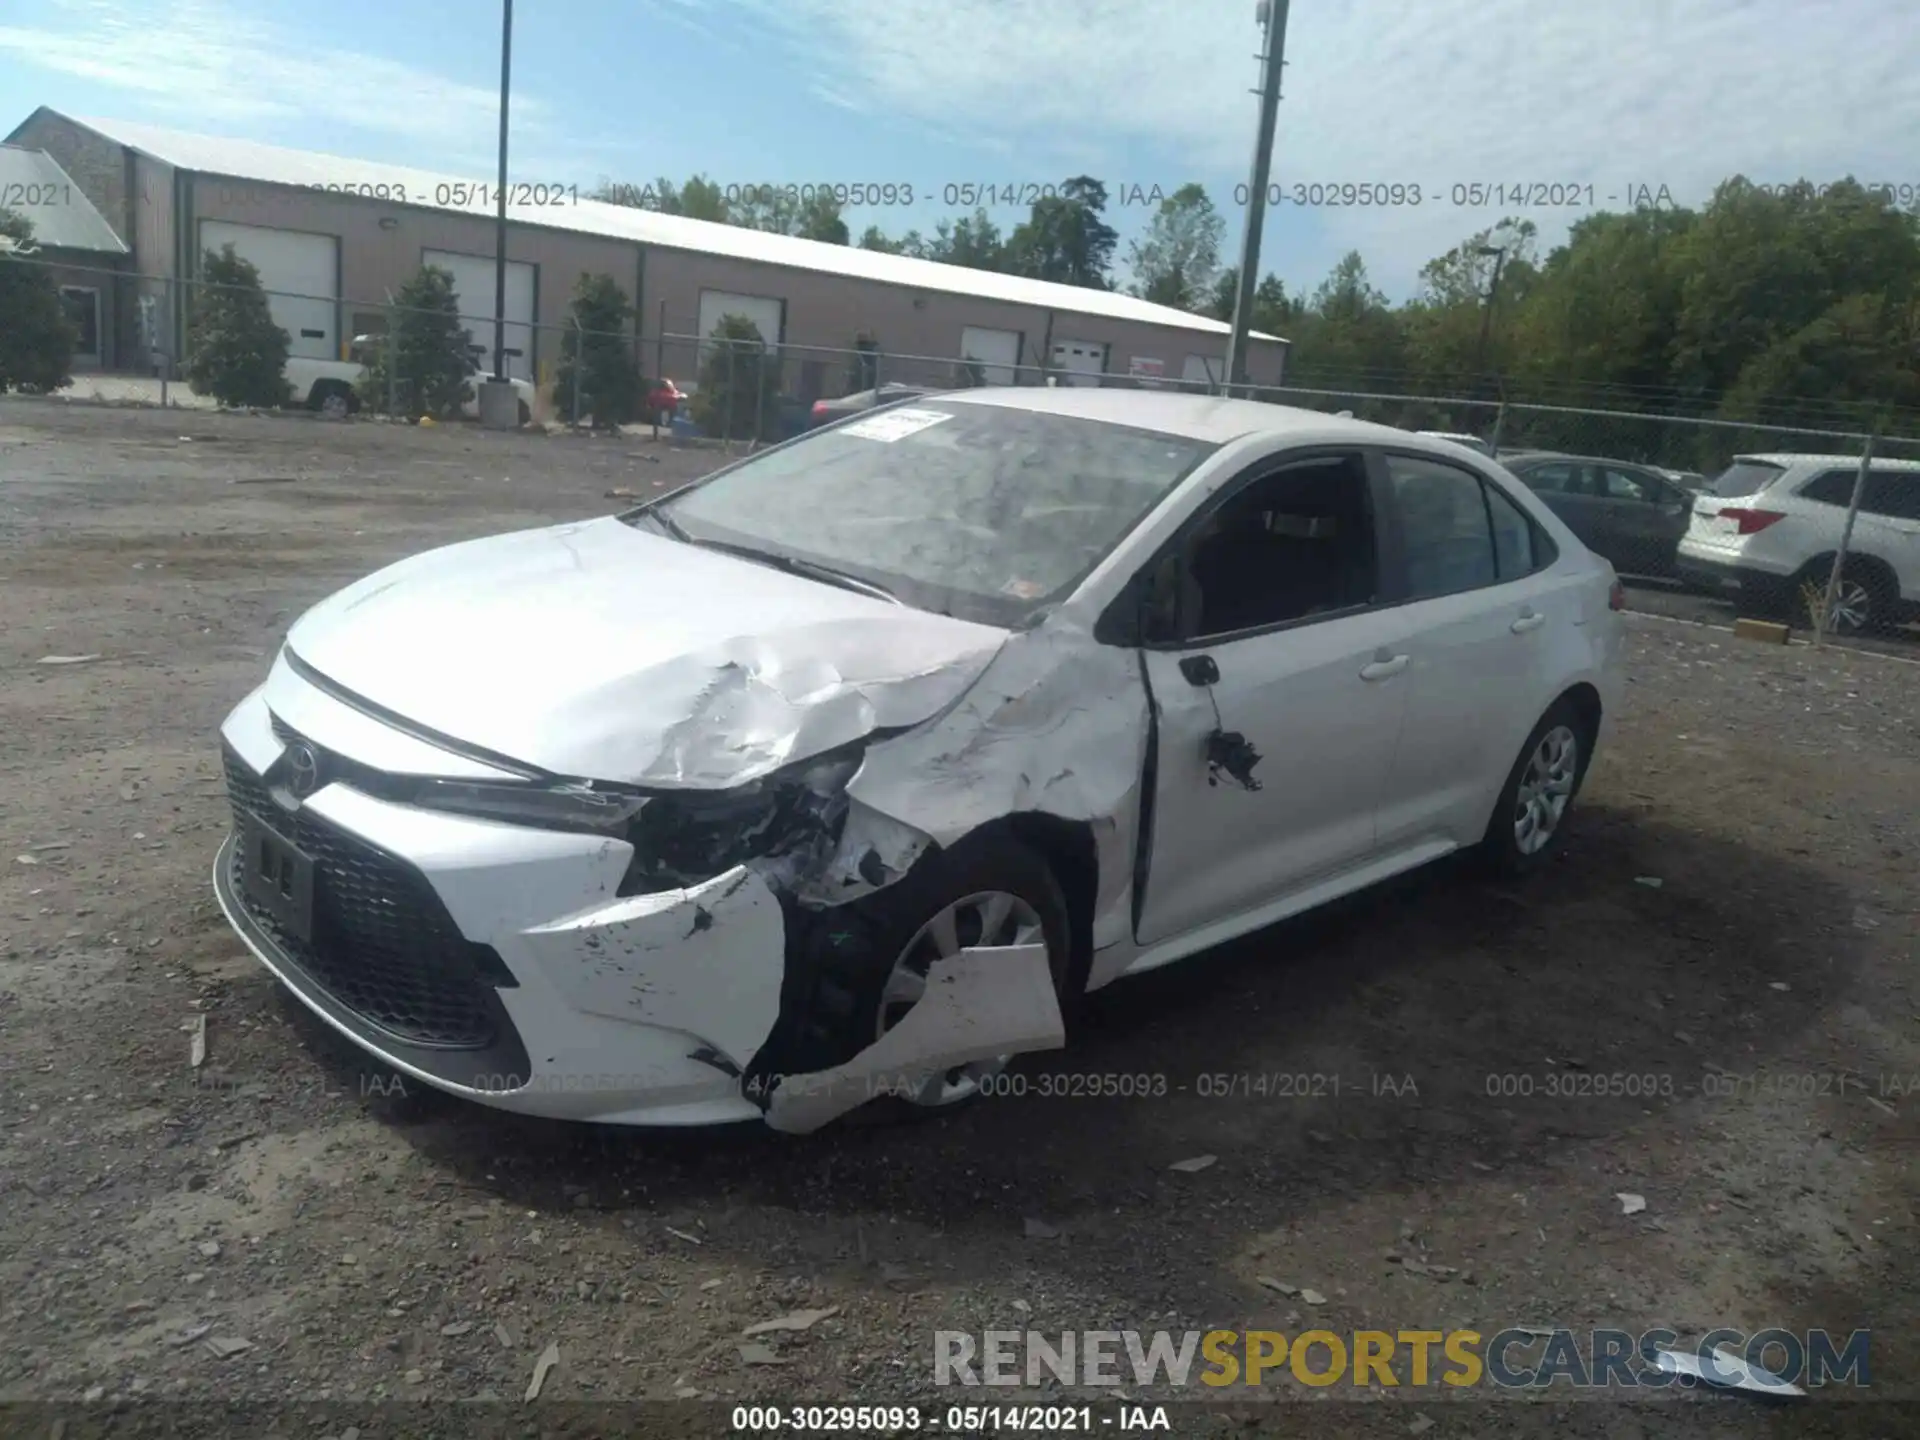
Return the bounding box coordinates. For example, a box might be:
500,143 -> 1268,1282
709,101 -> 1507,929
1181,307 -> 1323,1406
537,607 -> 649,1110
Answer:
213,390 -> 1625,1132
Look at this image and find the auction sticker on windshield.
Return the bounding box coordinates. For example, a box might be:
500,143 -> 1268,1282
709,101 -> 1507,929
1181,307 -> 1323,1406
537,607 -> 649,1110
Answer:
840,407 -> 953,442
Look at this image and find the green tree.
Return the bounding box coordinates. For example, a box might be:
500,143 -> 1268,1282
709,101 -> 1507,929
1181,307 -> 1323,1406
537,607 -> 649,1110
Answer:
693,313 -> 781,440
1005,177 -> 1118,288
1127,183 -> 1224,310
1286,252 -> 1409,399
0,210 -> 76,394
595,174 -> 730,222
925,209 -> 1005,270
858,225 -> 926,256
555,272 -> 639,427
360,265 -> 473,420
1206,271 -> 1296,333
185,243 -> 290,408
1399,220 -> 1539,391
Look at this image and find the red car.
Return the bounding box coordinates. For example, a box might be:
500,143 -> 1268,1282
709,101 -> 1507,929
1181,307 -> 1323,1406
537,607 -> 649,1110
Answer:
646,379 -> 686,418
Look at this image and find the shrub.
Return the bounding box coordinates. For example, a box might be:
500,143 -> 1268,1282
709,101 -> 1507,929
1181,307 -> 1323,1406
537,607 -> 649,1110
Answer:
360,265 -> 473,420
185,244 -> 290,408
692,314 -> 781,440
0,211 -> 75,394
554,273 -> 639,426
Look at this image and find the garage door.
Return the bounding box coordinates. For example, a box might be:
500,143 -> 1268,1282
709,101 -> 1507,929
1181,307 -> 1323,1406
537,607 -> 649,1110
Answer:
423,249 -> 536,382
697,290 -> 784,348
199,220 -> 338,361
1050,338 -> 1107,387
1182,353 -> 1224,391
959,326 -> 1021,385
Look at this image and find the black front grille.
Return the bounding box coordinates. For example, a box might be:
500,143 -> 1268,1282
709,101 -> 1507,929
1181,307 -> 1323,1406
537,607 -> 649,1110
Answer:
223,743 -> 505,1050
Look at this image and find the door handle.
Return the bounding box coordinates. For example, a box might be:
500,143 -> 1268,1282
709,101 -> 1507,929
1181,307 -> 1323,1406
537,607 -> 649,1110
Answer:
1511,612 -> 1546,634
1359,652 -> 1408,681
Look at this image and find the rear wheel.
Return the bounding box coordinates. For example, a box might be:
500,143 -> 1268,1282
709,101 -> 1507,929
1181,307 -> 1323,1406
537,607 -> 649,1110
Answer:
309,381 -> 354,419
1478,698 -> 1592,877
1794,559 -> 1892,635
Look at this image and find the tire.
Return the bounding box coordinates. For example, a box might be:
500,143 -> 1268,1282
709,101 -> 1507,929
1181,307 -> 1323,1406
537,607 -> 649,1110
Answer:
767,832 -> 1072,1122
1794,558 -> 1893,636
1477,698 -> 1593,878
309,382 -> 354,420
517,399 -> 532,427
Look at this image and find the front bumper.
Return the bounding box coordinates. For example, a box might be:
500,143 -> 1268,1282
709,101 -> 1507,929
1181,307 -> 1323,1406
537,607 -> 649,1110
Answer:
215,682 -> 773,1125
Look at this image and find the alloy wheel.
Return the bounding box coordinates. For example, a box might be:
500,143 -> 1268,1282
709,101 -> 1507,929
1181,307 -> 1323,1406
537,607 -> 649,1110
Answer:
1826,578 -> 1873,634
874,889 -> 1047,1107
1514,724 -> 1579,856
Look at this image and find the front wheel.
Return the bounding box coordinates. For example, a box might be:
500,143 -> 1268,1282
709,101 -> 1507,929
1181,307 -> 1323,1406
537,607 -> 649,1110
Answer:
773,833 -> 1073,1121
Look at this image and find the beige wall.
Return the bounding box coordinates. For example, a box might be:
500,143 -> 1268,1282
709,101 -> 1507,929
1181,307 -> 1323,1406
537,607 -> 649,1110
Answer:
186,181 -> 641,377
172,175 -> 1287,392
642,247 -> 1288,392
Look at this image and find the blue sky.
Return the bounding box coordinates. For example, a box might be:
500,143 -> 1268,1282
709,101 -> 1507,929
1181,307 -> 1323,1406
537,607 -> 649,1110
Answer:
4,0 -> 1920,302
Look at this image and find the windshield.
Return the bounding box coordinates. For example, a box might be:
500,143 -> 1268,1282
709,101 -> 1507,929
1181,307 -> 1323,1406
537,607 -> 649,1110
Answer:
1709,459 -> 1787,497
642,401 -> 1219,625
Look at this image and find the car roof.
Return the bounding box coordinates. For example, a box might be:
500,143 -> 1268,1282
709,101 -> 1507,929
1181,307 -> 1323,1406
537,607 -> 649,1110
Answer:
933,386 -> 1449,448
1734,453 -> 1920,471
1504,451 -> 1664,469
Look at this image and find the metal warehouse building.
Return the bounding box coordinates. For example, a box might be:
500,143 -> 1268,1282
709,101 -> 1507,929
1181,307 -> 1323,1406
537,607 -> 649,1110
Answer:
6,106 -> 1289,401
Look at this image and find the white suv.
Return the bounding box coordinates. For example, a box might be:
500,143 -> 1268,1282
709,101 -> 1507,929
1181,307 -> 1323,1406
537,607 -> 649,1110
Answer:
1677,453 -> 1920,633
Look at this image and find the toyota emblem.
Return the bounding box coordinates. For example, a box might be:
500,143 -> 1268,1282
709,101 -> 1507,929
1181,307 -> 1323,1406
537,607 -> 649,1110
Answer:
284,742 -> 321,799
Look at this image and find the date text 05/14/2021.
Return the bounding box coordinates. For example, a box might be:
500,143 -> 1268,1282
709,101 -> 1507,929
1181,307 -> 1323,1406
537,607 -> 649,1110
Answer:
728,1403 -> 1171,1432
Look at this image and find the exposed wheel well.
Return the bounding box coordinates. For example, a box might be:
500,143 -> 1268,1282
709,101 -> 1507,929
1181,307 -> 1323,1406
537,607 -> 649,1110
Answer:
1555,682 -> 1603,787
1001,813 -> 1098,1001
1796,551 -> 1898,587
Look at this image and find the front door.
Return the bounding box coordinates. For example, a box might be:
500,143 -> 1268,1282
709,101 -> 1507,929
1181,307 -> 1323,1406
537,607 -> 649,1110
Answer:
1135,450 -> 1412,946
59,287 -> 101,368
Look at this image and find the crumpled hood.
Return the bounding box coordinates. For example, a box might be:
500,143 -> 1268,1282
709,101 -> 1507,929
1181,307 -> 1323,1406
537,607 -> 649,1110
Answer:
285,517 -> 1011,787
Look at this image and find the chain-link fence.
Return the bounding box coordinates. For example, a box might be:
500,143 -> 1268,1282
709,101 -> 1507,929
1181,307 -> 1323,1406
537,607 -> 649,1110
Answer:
10,256 -> 1919,643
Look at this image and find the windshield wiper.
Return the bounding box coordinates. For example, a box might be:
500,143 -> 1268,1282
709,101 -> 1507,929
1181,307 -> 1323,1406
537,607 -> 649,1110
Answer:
637,506 -> 691,542
693,538 -> 900,604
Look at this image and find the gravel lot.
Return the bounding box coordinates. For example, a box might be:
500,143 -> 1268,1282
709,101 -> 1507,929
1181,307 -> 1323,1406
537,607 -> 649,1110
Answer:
2,399 -> 1917,1438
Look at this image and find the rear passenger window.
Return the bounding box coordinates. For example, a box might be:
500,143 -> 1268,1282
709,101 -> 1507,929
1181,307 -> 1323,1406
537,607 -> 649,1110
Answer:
1863,472 -> 1920,520
1485,482 -> 1537,578
1800,470 -> 1858,505
1387,455 -> 1498,599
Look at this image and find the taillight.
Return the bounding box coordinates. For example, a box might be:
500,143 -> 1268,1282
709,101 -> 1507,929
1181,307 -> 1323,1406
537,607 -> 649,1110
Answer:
1718,507 -> 1786,535
1609,577 -> 1626,611
810,401 -> 828,418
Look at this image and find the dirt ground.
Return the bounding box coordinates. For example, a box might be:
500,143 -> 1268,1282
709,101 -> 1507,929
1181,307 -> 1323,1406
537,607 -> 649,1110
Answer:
2,399 -> 1917,1439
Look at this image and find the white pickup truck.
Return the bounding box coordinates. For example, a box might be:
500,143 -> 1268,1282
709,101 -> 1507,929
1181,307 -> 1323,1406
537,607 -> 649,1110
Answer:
286,339 -> 536,423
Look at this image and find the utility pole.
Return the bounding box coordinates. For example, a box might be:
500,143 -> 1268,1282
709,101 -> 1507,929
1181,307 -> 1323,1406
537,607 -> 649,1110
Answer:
1472,240 -> 1511,394
491,0 -> 513,383
1223,0 -> 1289,398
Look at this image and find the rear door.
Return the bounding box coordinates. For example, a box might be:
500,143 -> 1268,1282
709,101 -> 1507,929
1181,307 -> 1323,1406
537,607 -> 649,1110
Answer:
1594,464 -> 1690,575
1372,449 -> 1570,851
1513,460 -> 1610,559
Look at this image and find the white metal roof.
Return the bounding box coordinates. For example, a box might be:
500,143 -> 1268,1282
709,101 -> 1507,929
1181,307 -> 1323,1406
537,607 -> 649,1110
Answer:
62,113 -> 1285,345
0,145 -> 128,253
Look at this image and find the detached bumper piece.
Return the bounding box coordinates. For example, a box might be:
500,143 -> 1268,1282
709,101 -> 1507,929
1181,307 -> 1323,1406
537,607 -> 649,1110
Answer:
219,743 -> 531,1085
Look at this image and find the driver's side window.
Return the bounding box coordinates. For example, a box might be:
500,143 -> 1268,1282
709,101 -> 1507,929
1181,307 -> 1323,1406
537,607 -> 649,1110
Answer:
1145,452 -> 1379,643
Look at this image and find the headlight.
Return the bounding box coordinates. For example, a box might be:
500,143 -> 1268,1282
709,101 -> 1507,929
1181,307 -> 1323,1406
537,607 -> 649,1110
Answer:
408,779 -> 647,834
619,746 -> 862,894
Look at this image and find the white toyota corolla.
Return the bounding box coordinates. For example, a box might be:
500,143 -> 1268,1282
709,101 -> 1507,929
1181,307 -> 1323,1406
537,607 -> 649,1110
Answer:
214,390 -> 1625,1132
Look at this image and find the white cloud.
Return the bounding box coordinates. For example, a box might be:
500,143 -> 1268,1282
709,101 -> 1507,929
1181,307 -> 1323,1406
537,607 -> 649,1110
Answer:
717,0 -> 1920,290
0,0 -> 552,170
